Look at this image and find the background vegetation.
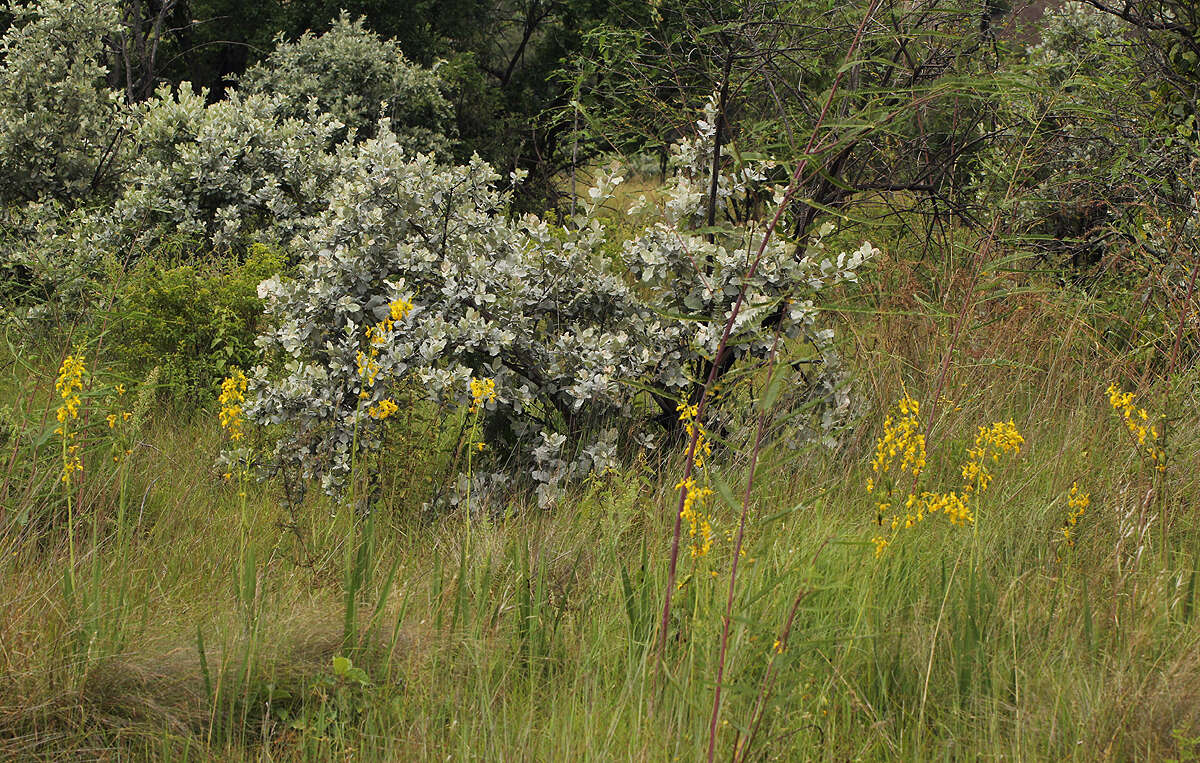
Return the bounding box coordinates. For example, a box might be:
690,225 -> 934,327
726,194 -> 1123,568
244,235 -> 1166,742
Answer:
1,0 -> 1198,759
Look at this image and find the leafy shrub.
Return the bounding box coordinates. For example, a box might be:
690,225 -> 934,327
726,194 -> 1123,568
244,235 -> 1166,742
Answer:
247,107 -> 874,507
0,0 -> 126,204
0,201 -> 111,328
109,244 -> 284,403
984,2 -> 1196,269
107,83 -> 345,255
240,12 -> 455,154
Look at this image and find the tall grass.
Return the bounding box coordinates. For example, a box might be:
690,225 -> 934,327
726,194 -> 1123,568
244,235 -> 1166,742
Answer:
2,226 -> 1198,759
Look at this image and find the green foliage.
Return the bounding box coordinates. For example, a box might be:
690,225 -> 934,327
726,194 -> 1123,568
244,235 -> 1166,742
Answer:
0,201 -> 110,327
240,12 -> 456,152
247,107 -> 871,506
108,243 -> 284,404
111,83 -> 345,254
0,0 -> 126,203
985,2 -> 1197,268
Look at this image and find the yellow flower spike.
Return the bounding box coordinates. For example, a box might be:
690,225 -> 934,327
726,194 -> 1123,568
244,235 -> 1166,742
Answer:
218,370 -> 248,442
674,399 -> 717,557
1062,482 -> 1090,547
872,536 -> 889,557
868,395 -> 926,488
1106,385 -> 1164,466
55,354 -> 86,483
469,377 -> 498,412
106,413 -> 118,428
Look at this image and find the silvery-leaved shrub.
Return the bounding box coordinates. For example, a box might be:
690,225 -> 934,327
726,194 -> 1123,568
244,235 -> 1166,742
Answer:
106,83 -> 346,254
246,105 -> 876,510
240,12 -> 455,154
0,0 -> 126,204
0,201 -> 110,327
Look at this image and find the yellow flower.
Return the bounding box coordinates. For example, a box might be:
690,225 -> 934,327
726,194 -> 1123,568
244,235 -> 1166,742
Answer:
55,354 -> 86,483
677,401 -> 713,470
1061,481 -> 1090,548
218,370 -> 248,442
961,420 -> 1023,496
469,377 -> 497,412
871,535 -> 889,557
390,297 -> 414,321
869,395 -> 926,484
55,354 -> 85,423
675,476 -> 715,558
1106,385 -> 1164,465
356,349 -> 380,391
367,398 -> 399,420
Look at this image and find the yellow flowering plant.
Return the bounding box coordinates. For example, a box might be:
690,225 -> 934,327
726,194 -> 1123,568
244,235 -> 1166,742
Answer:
1105,384 -> 1166,470
219,369 -> 248,442
868,394 -> 1024,557
54,352 -> 87,608
217,368 -> 259,627
675,401 -> 715,560
55,353 -> 85,485
215,368 -> 256,492
1059,481 -> 1090,554
461,376 -> 499,516
105,381 -> 134,466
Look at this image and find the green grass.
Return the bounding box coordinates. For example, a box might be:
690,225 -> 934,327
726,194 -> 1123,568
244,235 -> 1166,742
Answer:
2,244 -> 1200,761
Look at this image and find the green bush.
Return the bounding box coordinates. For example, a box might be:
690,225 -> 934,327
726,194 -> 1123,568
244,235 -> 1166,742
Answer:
239,12 -> 455,153
109,244 -> 284,404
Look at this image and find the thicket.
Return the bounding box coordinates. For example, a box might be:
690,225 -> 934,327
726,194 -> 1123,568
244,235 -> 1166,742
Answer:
1,0 -> 1199,759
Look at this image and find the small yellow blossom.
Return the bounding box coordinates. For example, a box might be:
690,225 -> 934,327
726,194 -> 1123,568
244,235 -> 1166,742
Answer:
869,395 -> 926,485
469,377 -> 497,412
871,535 -> 889,557
961,420 -> 1023,497
1061,481 -> 1090,548
55,353 -> 85,425
390,297 -> 414,321
1106,384 -> 1164,465
675,475 -> 715,558
677,401 -> 713,470
356,350 -> 381,393
368,397 -> 399,420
